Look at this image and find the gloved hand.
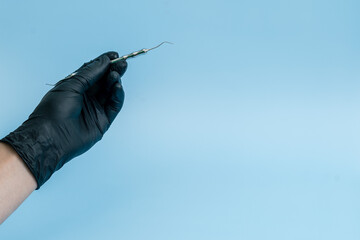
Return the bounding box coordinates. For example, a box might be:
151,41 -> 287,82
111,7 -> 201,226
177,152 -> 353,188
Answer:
1,52 -> 127,189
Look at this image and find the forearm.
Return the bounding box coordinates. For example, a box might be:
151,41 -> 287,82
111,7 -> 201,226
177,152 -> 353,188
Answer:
0,142 -> 37,224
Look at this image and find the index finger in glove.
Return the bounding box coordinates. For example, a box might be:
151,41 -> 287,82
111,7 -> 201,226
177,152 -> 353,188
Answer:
66,55 -> 111,94
74,51 -> 119,72
54,51 -> 119,90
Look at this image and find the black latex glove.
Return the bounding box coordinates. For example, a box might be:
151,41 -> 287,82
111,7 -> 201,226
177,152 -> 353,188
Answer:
1,52 -> 127,189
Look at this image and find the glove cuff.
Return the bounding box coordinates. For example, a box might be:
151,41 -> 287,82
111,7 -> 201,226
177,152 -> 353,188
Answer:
1,122 -> 61,189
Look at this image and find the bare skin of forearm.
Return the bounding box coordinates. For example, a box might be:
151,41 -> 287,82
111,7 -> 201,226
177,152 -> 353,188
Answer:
0,142 -> 37,224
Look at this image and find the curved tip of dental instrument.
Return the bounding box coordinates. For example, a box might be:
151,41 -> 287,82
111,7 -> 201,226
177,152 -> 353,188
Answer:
147,41 -> 174,51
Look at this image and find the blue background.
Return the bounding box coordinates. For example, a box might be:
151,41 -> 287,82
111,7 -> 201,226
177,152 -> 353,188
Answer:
0,0 -> 360,239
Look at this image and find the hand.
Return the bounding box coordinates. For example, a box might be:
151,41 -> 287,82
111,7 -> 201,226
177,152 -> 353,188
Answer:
1,52 -> 127,189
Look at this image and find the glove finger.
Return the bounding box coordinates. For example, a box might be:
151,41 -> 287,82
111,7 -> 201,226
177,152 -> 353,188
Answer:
74,51 -> 121,95
56,51 -> 119,89
96,60 -> 127,105
97,71 -> 120,106
66,55 -> 111,94
105,82 -> 125,124
105,60 -> 127,91
110,59 -> 128,77
105,51 -> 119,61
74,51 -> 119,72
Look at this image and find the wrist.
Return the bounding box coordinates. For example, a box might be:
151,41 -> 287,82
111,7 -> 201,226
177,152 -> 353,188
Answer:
0,142 -> 36,224
0,142 -> 37,187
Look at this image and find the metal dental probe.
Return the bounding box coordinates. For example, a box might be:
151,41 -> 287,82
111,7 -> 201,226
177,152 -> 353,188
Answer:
64,41 -> 173,79
111,41 -> 173,63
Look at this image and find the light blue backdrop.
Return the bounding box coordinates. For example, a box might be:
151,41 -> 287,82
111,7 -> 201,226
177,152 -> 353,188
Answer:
0,0 -> 360,239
